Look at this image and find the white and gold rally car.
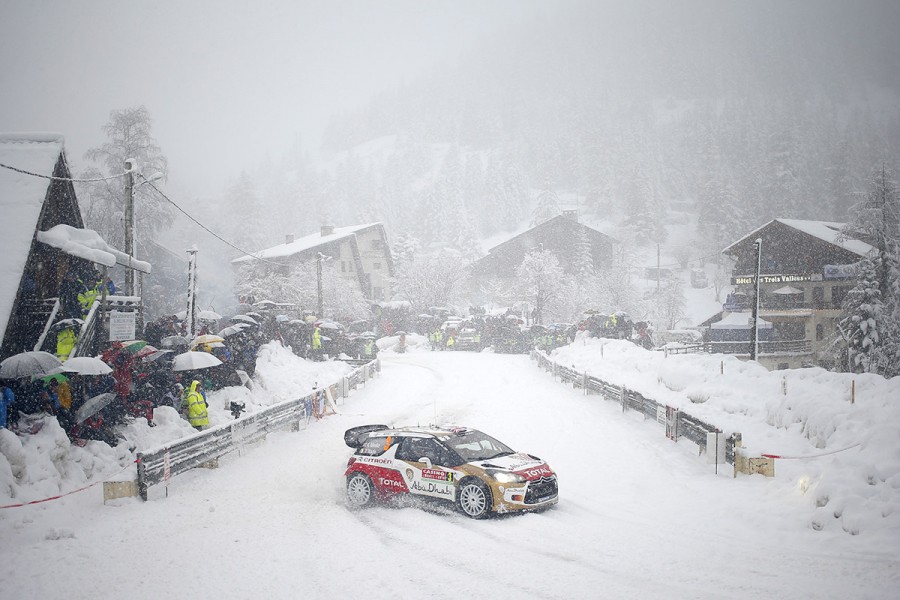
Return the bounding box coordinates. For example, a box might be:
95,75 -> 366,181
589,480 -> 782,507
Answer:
343,425 -> 558,518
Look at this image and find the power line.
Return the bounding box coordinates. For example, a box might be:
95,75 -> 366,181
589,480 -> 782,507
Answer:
2,158 -> 288,268
0,161 -> 130,182
141,178 -> 289,267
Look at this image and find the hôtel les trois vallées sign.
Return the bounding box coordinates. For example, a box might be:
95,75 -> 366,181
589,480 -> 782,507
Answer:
731,274 -> 813,286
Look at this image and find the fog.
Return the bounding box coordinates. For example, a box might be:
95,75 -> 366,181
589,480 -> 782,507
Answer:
2,1 -> 899,313
0,0 -> 540,194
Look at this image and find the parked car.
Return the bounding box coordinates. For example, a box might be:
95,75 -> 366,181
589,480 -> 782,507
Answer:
343,425 -> 559,518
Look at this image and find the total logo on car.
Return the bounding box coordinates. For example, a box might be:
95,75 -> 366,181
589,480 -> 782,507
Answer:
343,424 -> 559,518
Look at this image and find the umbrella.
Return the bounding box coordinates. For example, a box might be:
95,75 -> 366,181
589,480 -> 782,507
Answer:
218,324 -> 250,337
36,372 -> 69,384
160,335 -> 190,348
172,351 -> 223,372
120,340 -> 148,353
395,331 -> 407,336
141,349 -> 173,363
0,351 -> 63,379
174,310 -> 187,320
245,312 -> 263,320
191,334 -> 225,347
132,345 -> 160,359
198,309 -> 222,321
275,314 -> 289,322
230,315 -> 258,325
63,356 -> 113,375
75,392 -> 117,424
316,321 -> 342,330
359,331 -> 376,339
254,300 -> 277,309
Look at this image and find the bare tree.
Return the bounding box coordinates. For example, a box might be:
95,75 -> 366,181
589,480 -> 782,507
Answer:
78,106 -> 171,251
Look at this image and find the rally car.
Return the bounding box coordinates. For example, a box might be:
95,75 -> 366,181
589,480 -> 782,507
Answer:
343,424 -> 558,518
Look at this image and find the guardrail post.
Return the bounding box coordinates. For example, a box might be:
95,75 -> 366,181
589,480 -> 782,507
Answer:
136,453 -> 148,501
620,385 -> 626,412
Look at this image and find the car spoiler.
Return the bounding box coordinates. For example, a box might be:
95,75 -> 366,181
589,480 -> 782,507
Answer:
344,424 -> 390,448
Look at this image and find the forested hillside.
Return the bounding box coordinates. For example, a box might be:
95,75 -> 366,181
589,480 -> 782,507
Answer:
214,1 -> 900,260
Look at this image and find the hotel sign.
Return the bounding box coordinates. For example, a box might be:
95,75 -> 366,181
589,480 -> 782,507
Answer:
731,274 -> 813,286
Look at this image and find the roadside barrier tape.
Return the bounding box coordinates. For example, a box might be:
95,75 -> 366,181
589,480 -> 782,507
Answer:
0,459 -> 137,509
761,443 -> 861,460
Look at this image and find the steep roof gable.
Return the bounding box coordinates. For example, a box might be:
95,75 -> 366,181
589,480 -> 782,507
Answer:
724,218 -> 874,257
0,133 -> 67,348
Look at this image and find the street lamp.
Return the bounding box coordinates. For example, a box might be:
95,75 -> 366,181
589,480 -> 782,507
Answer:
750,238 -> 762,361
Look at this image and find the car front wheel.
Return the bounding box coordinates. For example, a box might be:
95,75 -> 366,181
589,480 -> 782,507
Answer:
347,472 -> 375,508
457,479 -> 491,519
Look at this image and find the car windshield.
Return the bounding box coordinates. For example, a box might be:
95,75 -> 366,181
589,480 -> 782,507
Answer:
444,430 -> 514,462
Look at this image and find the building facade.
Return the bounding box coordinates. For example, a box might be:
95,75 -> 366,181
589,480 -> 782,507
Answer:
714,218 -> 872,369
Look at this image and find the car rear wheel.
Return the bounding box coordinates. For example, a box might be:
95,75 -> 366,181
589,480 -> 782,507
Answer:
347,473 -> 374,508
457,479 -> 491,519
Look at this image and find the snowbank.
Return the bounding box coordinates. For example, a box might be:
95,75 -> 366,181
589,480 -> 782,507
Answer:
0,342 -> 356,505
549,334 -> 900,538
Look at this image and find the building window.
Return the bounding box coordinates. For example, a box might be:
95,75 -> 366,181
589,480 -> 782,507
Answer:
341,261 -> 346,273
777,363 -> 789,370
374,286 -> 383,301
373,262 -> 381,270
370,239 -> 381,250
816,323 -> 824,341
349,261 -> 354,272
813,286 -> 824,309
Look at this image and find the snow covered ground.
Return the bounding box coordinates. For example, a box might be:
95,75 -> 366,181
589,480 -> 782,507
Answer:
1,347 -> 897,599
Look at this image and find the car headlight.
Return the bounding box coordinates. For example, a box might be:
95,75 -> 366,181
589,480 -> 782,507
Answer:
487,469 -> 526,484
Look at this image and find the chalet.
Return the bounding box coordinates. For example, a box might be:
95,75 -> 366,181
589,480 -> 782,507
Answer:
469,212 -> 616,286
232,223 -> 393,303
0,133 -> 150,362
710,218 -> 873,369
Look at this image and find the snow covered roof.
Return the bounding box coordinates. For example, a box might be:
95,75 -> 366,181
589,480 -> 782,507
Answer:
36,224 -> 152,274
709,312 -> 773,329
0,134 -> 66,349
724,219 -> 874,257
231,223 -> 381,264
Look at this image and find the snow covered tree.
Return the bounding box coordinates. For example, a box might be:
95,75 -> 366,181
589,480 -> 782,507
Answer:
531,180 -> 561,226
838,165 -> 900,376
391,251 -> 468,314
838,258 -> 881,373
515,249 -> 564,325
78,106 -> 171,251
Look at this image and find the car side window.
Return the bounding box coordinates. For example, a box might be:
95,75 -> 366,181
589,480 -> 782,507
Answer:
397,438 -> 447,465
357,436 -> 390,456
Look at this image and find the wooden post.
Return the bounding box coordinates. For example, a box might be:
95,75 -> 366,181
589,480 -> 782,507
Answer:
720,361 -> 724,375
851,379 -> 855,404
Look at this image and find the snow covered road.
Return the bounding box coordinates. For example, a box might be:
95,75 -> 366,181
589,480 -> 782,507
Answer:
2,352 -> 896,599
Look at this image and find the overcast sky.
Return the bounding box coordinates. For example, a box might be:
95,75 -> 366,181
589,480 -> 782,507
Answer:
0,0 -> 540,195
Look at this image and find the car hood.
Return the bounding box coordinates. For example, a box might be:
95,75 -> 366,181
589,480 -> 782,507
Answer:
471,453 -> 554,481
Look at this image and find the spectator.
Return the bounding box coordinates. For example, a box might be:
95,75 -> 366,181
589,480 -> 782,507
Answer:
181,380 -> 209,431
58,269 -> 84,319
0,383 -> 14,429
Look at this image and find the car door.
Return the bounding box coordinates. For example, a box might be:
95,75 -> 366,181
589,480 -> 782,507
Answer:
395,437 -> 458,501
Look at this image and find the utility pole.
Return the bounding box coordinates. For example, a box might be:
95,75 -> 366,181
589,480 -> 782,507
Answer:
185,247 -> 198,339
124,159 -> 136,296
656,243 -> 661,293
750,238 -> 762,361
316,252 -> 325,317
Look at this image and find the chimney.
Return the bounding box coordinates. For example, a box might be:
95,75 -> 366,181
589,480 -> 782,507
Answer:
285,233 -> 294,244
320,225 -> 334,237
562,209 -> 579,222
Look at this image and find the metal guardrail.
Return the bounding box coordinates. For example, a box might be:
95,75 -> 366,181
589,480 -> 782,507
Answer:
659,340 -> 813,356
135,358 -> 381,500
531,350 -> 731,464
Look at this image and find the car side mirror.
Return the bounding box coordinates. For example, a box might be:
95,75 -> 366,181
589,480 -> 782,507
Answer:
419,457 -> 433,469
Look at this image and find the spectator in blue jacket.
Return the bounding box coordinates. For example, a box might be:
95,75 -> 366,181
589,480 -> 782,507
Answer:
0,383 -> 14,429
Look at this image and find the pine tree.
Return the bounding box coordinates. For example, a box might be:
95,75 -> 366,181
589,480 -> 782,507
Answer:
838,165 -> 900,375
838,257 -> 881,373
